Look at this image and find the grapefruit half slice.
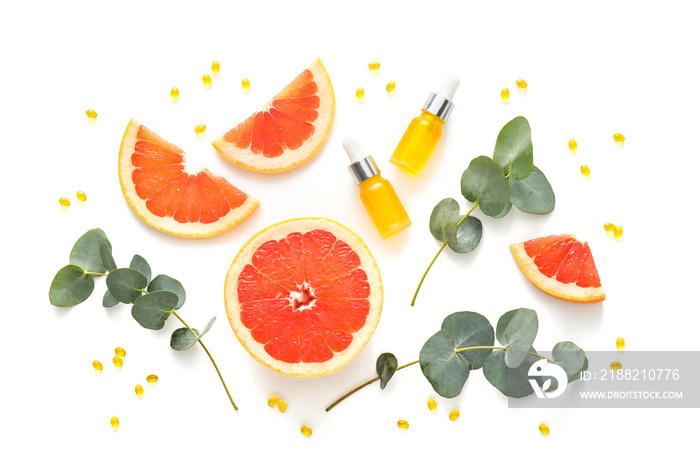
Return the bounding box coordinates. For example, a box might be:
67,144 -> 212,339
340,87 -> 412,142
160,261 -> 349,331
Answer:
224,218 -> 382,377
510,234 -> 605,303
212,58 -> 335,173
119,120 -> 259,238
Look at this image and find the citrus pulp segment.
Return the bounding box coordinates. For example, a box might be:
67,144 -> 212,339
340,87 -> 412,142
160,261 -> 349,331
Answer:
118,120 -> 259,238
510,234 -> 606,303
224,218 -> 382,377
212,58 -> 335,173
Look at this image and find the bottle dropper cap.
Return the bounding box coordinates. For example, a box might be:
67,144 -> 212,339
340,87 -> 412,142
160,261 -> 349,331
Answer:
343,136 -> 380,185
422,75 -> 460,122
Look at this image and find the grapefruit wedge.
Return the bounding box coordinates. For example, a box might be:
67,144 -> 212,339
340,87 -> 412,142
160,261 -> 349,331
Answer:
224,218 -> 382,377
212,58 -> 335,173
510,234 -> 605,303
119,120 -> 259,238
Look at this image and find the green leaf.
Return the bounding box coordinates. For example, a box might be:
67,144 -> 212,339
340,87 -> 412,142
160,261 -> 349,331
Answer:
552,341 -> 586,381
103,289 -> 119,308
429,198 -> 461,242
460,156 -> 510,217
170,327 -> 200,351
198,316 -> 216,339
131,291 -> 178,330
508,166 -> 555,215
483,347 -> 539,398
440,311 -> 495,370
444,215 -> 482,254
69,228 -> 111,274
106,268 -> 148,304
496,308 -> 538,369
569,356 -> 589,382
376,353 -> 398,390
129,255 -> 151,282
493,116 -> 533,180
492,201 -> 512,219
99,242 -> 117,272
49,265 -> 94,307
148,275 -> 186,309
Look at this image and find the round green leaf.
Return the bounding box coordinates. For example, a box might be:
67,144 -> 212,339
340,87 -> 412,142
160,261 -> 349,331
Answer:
49,265 -> 94,307
170,327 -> 200,351
492,201 -> 512,219
508,166 -> 555,215
483,348 -> 540,398
376,353 -> 398,390
445,215 -> 482,254
131,290 -> 178,330
69,228 -> 111,274
148,274 -> 186,309
99,242 -> 117,272
552,341 -> 586,381
460,156 -> 510,217
106,268 -> 148,304
103,289 -> 119,308
493,116 -> 533,180
496,308 -> 539,369
420,331 -> 471,398
429,198 -> 461,242
440,311 -> 495,370
568,356 -> 589,383
129,254 -> 151,282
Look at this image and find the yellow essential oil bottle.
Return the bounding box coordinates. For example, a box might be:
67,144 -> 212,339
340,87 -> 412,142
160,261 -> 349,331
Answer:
343,137 -> 411,239
390,76 -> 460,177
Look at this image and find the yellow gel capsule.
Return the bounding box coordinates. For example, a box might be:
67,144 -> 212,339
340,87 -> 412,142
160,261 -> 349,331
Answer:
613,133 -> 625,143
113,356 -> 123,368
368,61 -> 380,71
278,400 -> 287,413
516,79 -> 528,89
76,191 -> 87,202
300,425 -> 312,436
539,424 -> 550,435
135,384 -> 144,397
195,124 -> 206,134
449,409 -> 460,421
242,78 -> 250,90
267,395 -> 279,407
59,197 -> 71,207
616,337 -> 625,350
386,81 -> 396,92
397,419 -> 409,430
604,222 -> 615,232
111,416 -> 119,429
501,88 -> 509,100
86,109 -> 97,119
202,74 -> 212,86
355,87 -> 364,99
610,361 -> 622,370
146,374 -> 158,383
92,360 -> 103,371
427,398 -> 437,411
211,61 -> 220,73
115,347 -> 126,357
614,225 -> 623,238
171,87 -> 179,99
568,139 -> 577,151
580,165 -> 591,176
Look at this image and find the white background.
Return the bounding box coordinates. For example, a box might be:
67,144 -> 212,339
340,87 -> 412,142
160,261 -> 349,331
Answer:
2,0 -> 698,464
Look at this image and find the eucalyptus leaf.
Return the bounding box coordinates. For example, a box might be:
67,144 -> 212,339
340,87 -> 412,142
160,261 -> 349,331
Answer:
496,308 -> 538,369
429,198 -> 461,242
69,228 -> 111,274
569,356 -> 589,382
99,242 -> 117,272
460,156 -> 510,217
440,311 -> 495,369
129,255 -> 151,282
148,275 -> 186,309
49,265 -> 94,307
131,290 -> 178,330
420,331 -> 471,398
106,268 -> 148,304
170,327 -> 200,351
492,201 -> 512,219
493,116 -> 533,180
552,341 -> 586,381
483,347 -> 539,398
444,215 -> 482,254
103,289 -> 119,308
508,166 -> 555,215
376,353 -> 398,390
199,316 -> 216,339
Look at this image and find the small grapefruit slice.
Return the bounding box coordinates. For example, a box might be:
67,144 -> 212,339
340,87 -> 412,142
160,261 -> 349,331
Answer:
224,218 -> 382,377
212,58 -> 335,173
119,120 -> 259,238
510,234 -> 605,303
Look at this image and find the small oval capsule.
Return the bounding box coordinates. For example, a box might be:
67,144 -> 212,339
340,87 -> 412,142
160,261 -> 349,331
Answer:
355,87 -> 364,99
449,409 -> 460,421
516,79 -> 528,89
614,225 -> 623,238
501,88 -> 510,100
86,109 -> 97,119
115,347 -> 126,357
113,356 -> 123,368
202,74 -> 212,86
604,223 -> 615,232
171,87 -> 179,99
146,374 -> 158,383
610,361 -> 622,370
539,423 -> 550,435
59,197 -> 71,207
194,124 -> 206,134
386,81 -> 396,92
616,337 -> 625,350
569,139 -> 578,151
580,165 -> 591,176
397,419 -> 409,430
613,133 -> 625,143
427,398 -> 437,411
267,395 -> 279,407
135,384 -> 144,397
278,400 -> 287,413
76,191 -> 87,202
111,416 -> 119,429
211,61 -> 220,73
300,425 -> 312,436
368,61 -> 380,71
242,78 -> 250,90
92,360 -> 103,371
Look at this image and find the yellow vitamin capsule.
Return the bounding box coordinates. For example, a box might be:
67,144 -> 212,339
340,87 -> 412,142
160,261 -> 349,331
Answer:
569,139 -> 577,151
211,61 -> 220,73
195,124 -> 206,134
115,347 -> 126,357
86,109 -> 97,119
616,337 -> 625,350
397,419 -> 409,430
516,79 -> 528,89
278,400 -> 287,413
242,78 -> 250,90
202,74 -> 212,86
300,425 -> 312,436
614,225 -> 623,238
427,398 -> 437,411
611,361 -> 622,370
501,88 -> 509,100
59,197 -> 71,207
111,416 -> 119,429
386,81 -> 396,92
113,356 -> 123,368
171,87 -> 179,99
92,360 -> 103,371
368,61 -> 380,71
76,191 -> 87,202
146,374 -> 158,383
613,133 -> 625,143
267,395 -> 279,407
449,409 -> 460,421
580,165 -> 591,176
539,423 -> 550,435
135,384 -> 144,397
355,87 -> 364,99
604,222 -> 615,232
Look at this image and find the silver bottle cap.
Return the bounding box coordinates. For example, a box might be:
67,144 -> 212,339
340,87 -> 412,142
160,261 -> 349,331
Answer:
422,75 -> 460,122
344,137 -> 380,184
